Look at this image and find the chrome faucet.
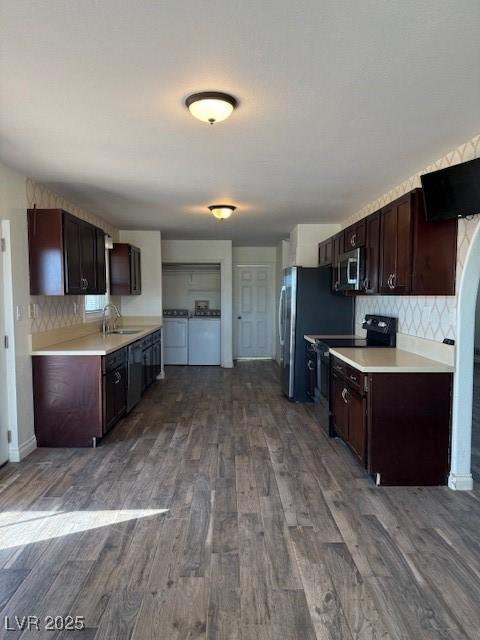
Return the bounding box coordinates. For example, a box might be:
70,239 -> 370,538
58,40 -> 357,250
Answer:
101,303 -> 122,335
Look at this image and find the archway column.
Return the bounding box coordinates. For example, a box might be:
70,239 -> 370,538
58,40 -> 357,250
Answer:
449,222 -> 480,490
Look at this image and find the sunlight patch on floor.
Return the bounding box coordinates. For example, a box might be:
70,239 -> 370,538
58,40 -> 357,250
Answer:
0,509 -> 168,549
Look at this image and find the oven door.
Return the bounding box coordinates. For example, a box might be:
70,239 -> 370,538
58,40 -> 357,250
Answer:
338,248 -> 364,291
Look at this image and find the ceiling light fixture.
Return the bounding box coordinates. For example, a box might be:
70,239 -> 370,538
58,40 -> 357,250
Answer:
208,204 -> 237,220
186,91 -> 238,124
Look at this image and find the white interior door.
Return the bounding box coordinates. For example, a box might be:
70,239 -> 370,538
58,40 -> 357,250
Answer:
0,222 -> 9,464
234,265 -> 273,358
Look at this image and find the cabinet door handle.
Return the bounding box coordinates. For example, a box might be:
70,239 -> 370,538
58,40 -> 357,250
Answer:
391,273 -> 396,289
363,277 -> 369,290
307,361 -> 315,371
84,278 -> 89,289
341,388 -> 349,404
388,273 -> 395,289
350,234 -> 356,247
349,374 -> 357,382
114,371 -> 121,384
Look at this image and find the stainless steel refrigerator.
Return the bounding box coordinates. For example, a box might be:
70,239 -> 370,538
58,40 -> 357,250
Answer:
278,266 -> 354,401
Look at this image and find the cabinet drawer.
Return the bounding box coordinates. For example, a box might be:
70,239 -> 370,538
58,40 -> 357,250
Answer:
331,358 -> 346,378
345,365 -> 364,394
103,347 -> 127,373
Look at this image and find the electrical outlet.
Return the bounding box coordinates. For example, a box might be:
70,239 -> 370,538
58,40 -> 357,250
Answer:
16,305 -> 23,321
28,303 -> 36,320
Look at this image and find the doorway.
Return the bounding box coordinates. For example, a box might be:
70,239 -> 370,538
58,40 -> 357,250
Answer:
450,218 -> 480,490
234,265 -> 274,359
0,221 -> 9,465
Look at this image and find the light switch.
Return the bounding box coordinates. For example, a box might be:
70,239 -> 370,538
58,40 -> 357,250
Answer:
15,305 -> 23,321
28,303 -> 36,319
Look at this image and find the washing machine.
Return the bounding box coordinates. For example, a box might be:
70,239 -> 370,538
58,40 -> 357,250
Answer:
188,310 -> 221,365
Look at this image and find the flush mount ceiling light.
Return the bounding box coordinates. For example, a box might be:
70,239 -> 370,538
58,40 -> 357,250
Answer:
208,204 -> 237,220
186,91 -> 238,124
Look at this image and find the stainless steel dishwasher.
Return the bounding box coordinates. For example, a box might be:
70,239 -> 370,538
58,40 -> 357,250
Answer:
127,340 -> 143,412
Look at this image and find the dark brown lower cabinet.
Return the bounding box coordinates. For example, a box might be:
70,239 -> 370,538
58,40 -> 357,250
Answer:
331,357 -> 452,485
332,374 -> 349,440
332,374 -> 366,463
33,330 -> 162,447
103,363 -> 127,433
142,330 -> 162,392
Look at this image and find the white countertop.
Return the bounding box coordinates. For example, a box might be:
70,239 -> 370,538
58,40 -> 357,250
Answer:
31,325 -> 162,356
330,347 -> 454,373
304,334 -> 359,344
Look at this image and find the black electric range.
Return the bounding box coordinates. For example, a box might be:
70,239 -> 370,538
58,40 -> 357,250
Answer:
307,315 -> 397,436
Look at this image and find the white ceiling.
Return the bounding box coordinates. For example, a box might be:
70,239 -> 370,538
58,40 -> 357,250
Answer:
1,1 -> 479,245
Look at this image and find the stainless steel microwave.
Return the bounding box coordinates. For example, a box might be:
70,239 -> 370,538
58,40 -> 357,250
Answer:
336,248 -> 365,291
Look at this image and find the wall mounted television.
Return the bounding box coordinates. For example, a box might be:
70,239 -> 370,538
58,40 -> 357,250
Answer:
420,157 -> 480,222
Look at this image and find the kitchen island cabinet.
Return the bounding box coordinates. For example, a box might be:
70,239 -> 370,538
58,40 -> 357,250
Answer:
330,351 -> 452,485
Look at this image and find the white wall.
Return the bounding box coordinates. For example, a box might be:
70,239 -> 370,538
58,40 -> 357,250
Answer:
0,163 -> 35,461
163,267 -> 221,311
162,240 -> 233,367
119,230 -> 162,318
290,223 -> 341,266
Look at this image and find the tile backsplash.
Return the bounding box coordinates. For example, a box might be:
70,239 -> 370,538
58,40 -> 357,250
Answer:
26,179 -> 119,333
344,134 -> 480,343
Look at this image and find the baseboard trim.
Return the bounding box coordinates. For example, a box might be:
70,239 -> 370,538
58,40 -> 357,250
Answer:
9,434 -> 37,463
235,357 -> 273,361
448,472 -> 474,491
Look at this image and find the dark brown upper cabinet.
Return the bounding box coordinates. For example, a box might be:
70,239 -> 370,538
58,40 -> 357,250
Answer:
344,218 -> 366,250
28,209 -> 107,296
363,211 -> 381,294
318,238 -> 333,266
110,243 -> 142,295
331,231 -> 345,292
379,189 -> 457,295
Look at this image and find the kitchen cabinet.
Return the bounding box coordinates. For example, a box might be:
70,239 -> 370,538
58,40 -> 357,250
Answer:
379,189 -> 457,295
331,356 -> 452,485
28,209 -> 106,296
332,367 -> 367,463
110,243 -> 142,295
316,188 -> 457,297
379,195 -> 413,294
344,218 -> 366,250
32,329 -> 162,447
331,231 -> 345,292
142,330 -> 162,391
332,374 -> 349,441
318,238 -> 332,266
103,348 -> 127,433
363,211 -> 381,294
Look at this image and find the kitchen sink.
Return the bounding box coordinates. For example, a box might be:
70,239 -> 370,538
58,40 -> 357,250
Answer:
110,329 -> 141,335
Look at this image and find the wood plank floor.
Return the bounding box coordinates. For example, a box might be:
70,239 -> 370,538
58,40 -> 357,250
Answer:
1,361 -> 480,639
